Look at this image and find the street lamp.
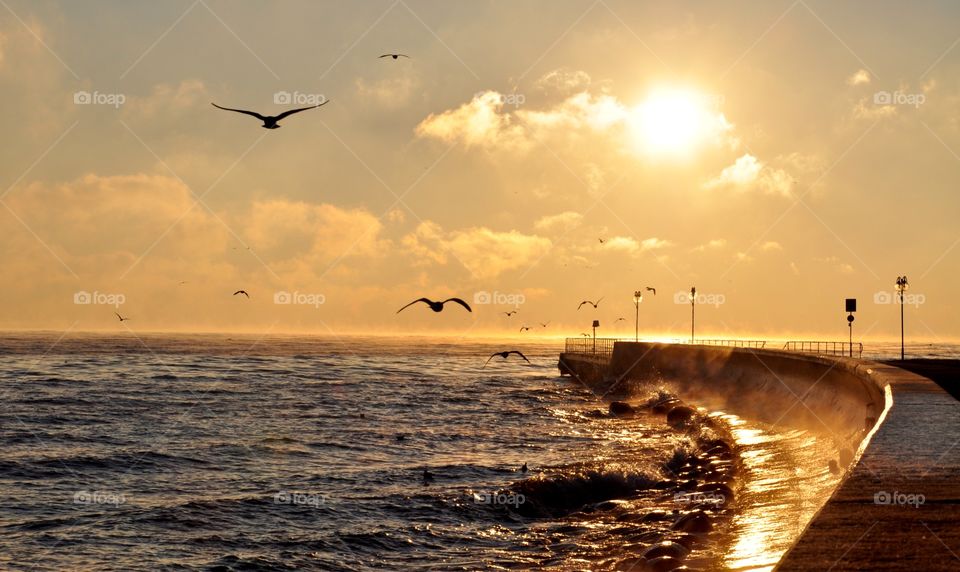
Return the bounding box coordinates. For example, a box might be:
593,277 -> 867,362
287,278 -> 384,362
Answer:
896,275 -> 909,360
689,286 -> 696,343
633,290 -> 643,342
845,298 -> 857,357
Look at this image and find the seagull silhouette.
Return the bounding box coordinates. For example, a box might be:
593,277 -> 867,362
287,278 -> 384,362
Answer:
114,312 -> 130,322
211,101 -> 328,129
580,332 -> 591,337
502,310 -> 518,317
484,350 -> 530,367
380,53 -> 410,60
646,287 -> 657,295
577,297 -> 604,310
233,290 -> 250,299
521,462 -> 528,473
598,238 -> 606,244
422,469 -> 434,484
540,321 -> 550,328
615,317 -> 627,323
519,326 -> 531,333
396,297 -> 472,314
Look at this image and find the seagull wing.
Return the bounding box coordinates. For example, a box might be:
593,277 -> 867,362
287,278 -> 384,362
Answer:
647,287 -> 656,295
509,350 -> 531,363
114,312 -> 122,321
443,298 -> 473,312
483,353 -> 498,368
595,296 -> 605,307
577,301 -> 588,310
211,103 -> 266,121
274,100 -> 328,121
396,298 -> 432,314
379,54 -> 393,58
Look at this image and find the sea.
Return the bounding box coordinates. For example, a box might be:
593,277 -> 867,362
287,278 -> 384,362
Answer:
0,333 -> 954,571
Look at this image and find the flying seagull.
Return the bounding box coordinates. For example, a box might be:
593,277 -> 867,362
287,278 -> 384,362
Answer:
396,297 -> 472,314
114,312 -> 130,322
519,326 -> 531,333
233,290 -> 250,299
539,321 -> 550,328
577,297 -> 604,310
646,287 -> 657,295
580,332 -> 590,337
615,317 -> 627,323
380,53 -> 410,60
483,350 -> 531,367
598,238 -> 606,244
211,101 -> 328,129
503,310 -> 518,317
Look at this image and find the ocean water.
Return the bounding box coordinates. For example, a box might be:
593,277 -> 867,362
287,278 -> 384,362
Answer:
1,334 -> 948,571
0,333 -> 735,571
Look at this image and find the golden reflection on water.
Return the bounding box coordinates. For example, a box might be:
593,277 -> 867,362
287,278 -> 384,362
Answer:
717,413 -> 843,571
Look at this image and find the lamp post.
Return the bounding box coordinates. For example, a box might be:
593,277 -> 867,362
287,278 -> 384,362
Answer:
633,290 -> 643,342
896,276 -> 909,360
690,286 -> 696,343
592,320 -> 600,353
845,298 -> 857,357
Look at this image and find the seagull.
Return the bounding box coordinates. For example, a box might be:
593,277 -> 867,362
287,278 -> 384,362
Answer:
233,290 -> 250,299
422,469 -> 434,483
484,350 -> 531,367
519,326 -> 531,333
395,434 -> 407,442
539,321 -> 550,328
396,297 -> 472,314
577,297 -> 604,310
380,53 -> 410,60
178,281 -> 188,286
646,287 -> 657,295
598,238 -> 606,244
114,312 -> 130,322
211,101 -> 328,129
615,317 -> 627,323
521,462 -> 528,473
580,332 -> 591,337
503,310 -> 518,317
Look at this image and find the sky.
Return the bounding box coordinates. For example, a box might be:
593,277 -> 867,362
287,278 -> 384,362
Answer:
0,0 -> 958,342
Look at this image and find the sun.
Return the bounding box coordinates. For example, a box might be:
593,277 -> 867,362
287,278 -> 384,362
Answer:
629,88 -> 726,157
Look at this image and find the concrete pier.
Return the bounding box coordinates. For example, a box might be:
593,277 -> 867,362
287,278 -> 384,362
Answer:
559,341 -> 960,570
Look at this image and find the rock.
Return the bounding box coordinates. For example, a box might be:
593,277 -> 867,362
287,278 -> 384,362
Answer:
667,406 -> 697,429
644,555 -> 683,572
610,401 -> 636,416
672,510 -> 712,533
642,541 -> 690,560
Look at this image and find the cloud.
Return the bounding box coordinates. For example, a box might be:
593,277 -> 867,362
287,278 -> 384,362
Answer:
123,80 -> 209,121
600,236 -> 671,256
847,69 -> 871,86
761,241 -> 782,251
536,69 -> 593,93
414,91 -> 531,151
693,239 -> 726,252
402,222 -> 551,279
704,153 -> 795,196
356,74 -> 419,109
534,211 -> 583,233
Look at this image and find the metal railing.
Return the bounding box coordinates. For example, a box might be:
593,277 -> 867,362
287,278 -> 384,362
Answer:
689,339 -> 767,349
563,337 -> 617,359
783,340 -> 863,358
